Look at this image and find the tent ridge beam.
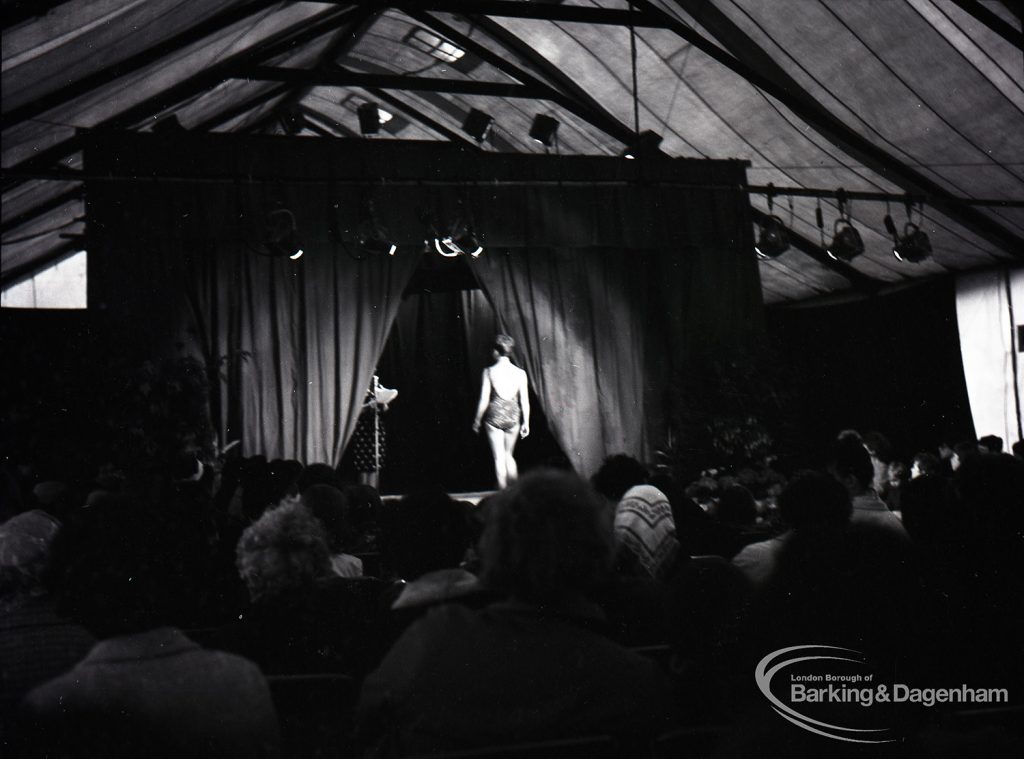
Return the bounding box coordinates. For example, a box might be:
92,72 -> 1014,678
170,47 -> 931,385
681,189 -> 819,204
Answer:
244,66 -> 550,99
318,1 -> 665,28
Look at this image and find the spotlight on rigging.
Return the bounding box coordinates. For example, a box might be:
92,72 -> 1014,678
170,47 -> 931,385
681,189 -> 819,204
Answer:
280,107 -> 307,135
264,209 -> 303,260
357,102 -> 382,135
529,114 -> 560,147
893,222 -> 932,263
462,108 -> 493,142
356,220 -> 397,257
622,130 -> 663,160
826,217 -> 864,262
755,215 -> 790,259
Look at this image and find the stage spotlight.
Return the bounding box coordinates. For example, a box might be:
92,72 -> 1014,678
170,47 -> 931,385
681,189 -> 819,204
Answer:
622,130 -> 663,159
264,209 -> 303,260
529,114 -> 559,147
755,215 -> 790,259
462,108 -> 493,142
280,107 -> 306,135
357,102 -> 382,135
893,222 -> 932,263
826,217 -> 864,262
357,219 -> 397,257
153,115 -> 185,134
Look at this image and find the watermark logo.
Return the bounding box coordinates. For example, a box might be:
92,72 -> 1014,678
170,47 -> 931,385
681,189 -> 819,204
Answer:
755,645 -> 1009,744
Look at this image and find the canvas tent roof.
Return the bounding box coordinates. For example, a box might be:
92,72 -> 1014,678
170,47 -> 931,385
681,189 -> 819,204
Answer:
3,0 -> 1022,303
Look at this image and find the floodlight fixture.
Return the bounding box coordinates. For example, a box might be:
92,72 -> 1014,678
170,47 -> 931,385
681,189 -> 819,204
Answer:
462,108 -> 493,142
529,114 -> 560,147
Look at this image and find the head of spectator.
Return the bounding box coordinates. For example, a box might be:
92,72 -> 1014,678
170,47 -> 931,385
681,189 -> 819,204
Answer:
951,440 -> 977,472
591,454 -> 648,502
911,451 -> 942,479
715,484 -> 758,527
829,436 -> 875,497
267,459 -> 303,503
900,475 -> 957,546
381,490 -> 470,581
56,494 -> 181,638
302,484 -> 352,554
236,500 -> 330,603
343,483 -> 383,552
887,460 -> 909,490
978,435 -> 1004,454
0,510 -> 62,609
614,484 -> 680,582
297,462 -> 339,493
778,470 -> 852,531
481,469 -> 614,606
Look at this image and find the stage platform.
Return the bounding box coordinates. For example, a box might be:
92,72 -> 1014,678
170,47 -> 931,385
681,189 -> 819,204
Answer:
381,491 -> 496,506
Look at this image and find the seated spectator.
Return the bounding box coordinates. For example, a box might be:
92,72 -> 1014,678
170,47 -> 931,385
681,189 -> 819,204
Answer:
614,484 -> 681,582
910,451 -> 942,479
303,484 -> 363,578
732,470 -> 851,586
233,499 -> 386,675
1012,439 -> 1024,461
591,454 -> 648,503
297,462 -> 340,493
343,483 -> 384,556
950,439 -> 977,471
711,484 -> 770,558
357,470 -> 672,755
978,434 -> 1004,454
0,510 -> 94,722
830,436 -> 907,537
20,496 -> 279,758
381,490 -> 480,618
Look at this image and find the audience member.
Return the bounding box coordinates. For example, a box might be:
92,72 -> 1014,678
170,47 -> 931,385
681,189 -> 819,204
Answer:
0,510 -> 94,723
20,496 -> 279,758
910,451 -> 942,479
732,470 -> 851,585
591,454 -> 648,502
977,434 -> 1003,454
232,499 -> 386,675
357,470 -> 672,755
614,484 -> 681,582
830,436 -> 907,537
303,484 -> 362,577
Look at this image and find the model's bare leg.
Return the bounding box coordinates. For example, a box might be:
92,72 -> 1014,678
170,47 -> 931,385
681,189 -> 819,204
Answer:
504,428 -> 519,484
486,425 -> 508,489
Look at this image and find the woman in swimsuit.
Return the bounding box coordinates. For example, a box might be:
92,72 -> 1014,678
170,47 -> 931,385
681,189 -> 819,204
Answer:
473,334 -> 530,489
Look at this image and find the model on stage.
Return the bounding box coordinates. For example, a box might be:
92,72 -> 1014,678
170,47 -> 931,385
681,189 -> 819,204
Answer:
473,335 -> 530,489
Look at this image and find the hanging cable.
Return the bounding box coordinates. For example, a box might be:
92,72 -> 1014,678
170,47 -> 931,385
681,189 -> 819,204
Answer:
628,0 -> 641,141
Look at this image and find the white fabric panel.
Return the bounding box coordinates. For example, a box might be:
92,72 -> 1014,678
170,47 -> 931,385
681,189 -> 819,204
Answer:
955,269 -> 1024,447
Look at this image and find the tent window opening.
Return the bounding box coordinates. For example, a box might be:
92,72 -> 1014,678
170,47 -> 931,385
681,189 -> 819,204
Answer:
404,28 -> 466,63
1,251 -> 87,310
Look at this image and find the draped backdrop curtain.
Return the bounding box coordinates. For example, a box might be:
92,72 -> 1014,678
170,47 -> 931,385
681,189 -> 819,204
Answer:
87,172 -> 418,466
86,134 -> 759,474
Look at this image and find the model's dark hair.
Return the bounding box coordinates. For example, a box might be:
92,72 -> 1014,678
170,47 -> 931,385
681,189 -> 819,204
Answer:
494,334 -> 515,357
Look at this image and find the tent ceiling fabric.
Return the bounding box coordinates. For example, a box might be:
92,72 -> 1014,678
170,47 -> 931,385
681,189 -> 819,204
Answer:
3,0 -> 1022,302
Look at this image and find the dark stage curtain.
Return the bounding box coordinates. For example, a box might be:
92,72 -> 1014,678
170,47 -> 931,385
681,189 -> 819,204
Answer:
86,135 -> 759,474
87,181 -> 418,465
473,190 -> 762,478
